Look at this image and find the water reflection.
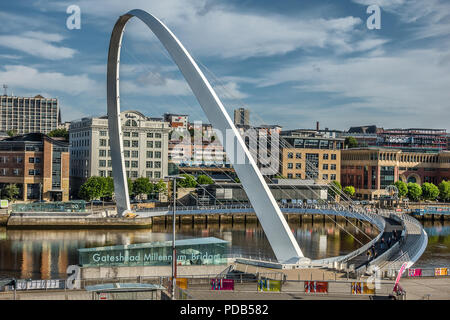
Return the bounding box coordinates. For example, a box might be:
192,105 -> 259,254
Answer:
0,220 -> 447,279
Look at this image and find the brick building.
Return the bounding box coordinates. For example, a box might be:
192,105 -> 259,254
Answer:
341,148 -> 450,200
0,133 -> 69,201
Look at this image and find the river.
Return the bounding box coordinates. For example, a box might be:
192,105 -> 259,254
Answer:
0,219 -> 448,279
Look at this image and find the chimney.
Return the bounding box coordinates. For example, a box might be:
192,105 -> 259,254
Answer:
316,121 -> 320,131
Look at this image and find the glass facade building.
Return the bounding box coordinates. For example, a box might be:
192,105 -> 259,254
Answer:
78,237 -> 230,267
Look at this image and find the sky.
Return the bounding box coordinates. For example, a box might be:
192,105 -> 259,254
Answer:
0,0 -> 449,131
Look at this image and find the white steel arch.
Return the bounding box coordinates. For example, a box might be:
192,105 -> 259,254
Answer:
106,9 -> 304,263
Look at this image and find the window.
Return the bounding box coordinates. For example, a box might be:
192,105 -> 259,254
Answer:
99,150 -> 106,157
155,151 -> 161,158
331,164 -> 336,170
155,133 -> 161,138
295,173 -> 301,178
330,174 -> 336,180
100,131 -> 107,136
123,140 -> 130,147
131,161 -> 138,168
147,141 -> 153,148
155,161 -> 161,168
146,171 -> 153,178
124,150 -> 130,157
322,174 -> 328,180
295,153 -> 302,159
287,152 -> 293,159
295,163 -> 301,169
132,132 -> 139,137
154,171 -> 161,178
287,173 -> 293,178
146,151 -> 153,158
287,163 -> 293,169
147,132 -> 153,138
132,140 -> 139,148
131,151 -> 139,158
99,160 -> 106,167
155,141 -> 162,148
99,170 -> 106,177
108,160 -> 112,167
146,161 -> 153,168
29,157 -> 35,163
123,132 -> 130,137
331,154 -> 337,160
323,164 -> 328,170
323,154 -> 329,160
100,139 -> 107,146
131,171 -> 138,178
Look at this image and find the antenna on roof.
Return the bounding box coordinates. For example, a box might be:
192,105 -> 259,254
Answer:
2,84 -> 7,96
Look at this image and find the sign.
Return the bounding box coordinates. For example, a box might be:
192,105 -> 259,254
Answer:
99,293 -> 108,300
176,278 -> 188,290
304,281 -> 328,293
351,282 -> 375,295
66,265 -> 81,289
435,268 -> 448,276
257,279 -> 281,292
408,268 -> 422,277
210,279 -> 234,291
393,262 -> 408,293
0,200 -> 8,208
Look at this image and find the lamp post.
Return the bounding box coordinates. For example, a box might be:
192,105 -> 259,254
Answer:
165,175 -> 185,300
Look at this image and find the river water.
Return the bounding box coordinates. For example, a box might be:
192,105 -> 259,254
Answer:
0,220 -> 448,279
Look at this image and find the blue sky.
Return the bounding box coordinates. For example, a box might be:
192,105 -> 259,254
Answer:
0,0 -> 449,131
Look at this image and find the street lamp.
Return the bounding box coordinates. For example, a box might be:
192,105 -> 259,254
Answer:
165,175 -> 185,300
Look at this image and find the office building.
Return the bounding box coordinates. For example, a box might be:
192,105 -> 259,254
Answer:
233,108 -> 250,126
280,130 -> 344,182
0,133 -> 69,201
0,94 -> 60,134
163,113 -> 189,128
69,110 -> 171,196
341,148 -> 450,200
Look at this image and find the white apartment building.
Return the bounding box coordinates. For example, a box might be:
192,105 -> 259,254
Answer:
0,94 -> 60,134
69,110 -> 171,196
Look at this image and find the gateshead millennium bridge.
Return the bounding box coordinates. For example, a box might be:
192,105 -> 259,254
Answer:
106,9 -> 427,274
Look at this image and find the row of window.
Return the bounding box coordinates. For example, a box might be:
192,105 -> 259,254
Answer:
99,131 -> 162,138
98,160 -> 162,168
286,152 -> 337,160
98,170 -> 162,179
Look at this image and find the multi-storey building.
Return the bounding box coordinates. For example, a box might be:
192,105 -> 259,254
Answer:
163,113 -> 189,128
69,110 -> 171,196
0,94 -> 60,134
341,148 -> 450,200
233,108 -> 250,126
0,133 -> 69,201
280,130 -> 344,182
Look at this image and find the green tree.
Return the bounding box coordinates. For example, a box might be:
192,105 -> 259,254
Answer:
177,174 -> 197,188
329,180 -> 342,197
343,186 -> 356,197
394,180 -> 408,198
104,177 -> 115,198
78,177 -> 109,201
133,177 -> 152,199
344,136 -> 358,149
6,129 -> 17,137
127,178 -> 134,197
438,180 -> 450,202
2,184 -> 19,201
154,180 -> 167,195
48,128 -> 69,140
197,174 -> 214,185
234,177 -> 240,183
421,182 -> 440,201
407,182 -> 422,202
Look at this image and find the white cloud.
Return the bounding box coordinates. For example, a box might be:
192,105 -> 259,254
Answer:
0,65 -> 101,96
0,32 -> 76,60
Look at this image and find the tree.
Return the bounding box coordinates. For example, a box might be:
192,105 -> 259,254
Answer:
154,179 -> 167,195
127,178 -> 134,197
197,174 -> 214,185
6,129 -> 17,137
104,176 -> 115,199
421,182 -> 440,201
343,186 -> 356,197
48,128 -> 69,140
133,177 -> 152,199
394,180 -> 408,198
344,136 -> 358,149
329,180 -> 342,197
78,177 -> 109,201
407,182 -> 422,202
2,184 -> 19,201
177,174 -> 197,188
234,177 -> 240,183
438,180 -> 450,202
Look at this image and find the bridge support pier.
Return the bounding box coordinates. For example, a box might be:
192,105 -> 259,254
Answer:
244,215 -> 247,225
205,215 -> 208,226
